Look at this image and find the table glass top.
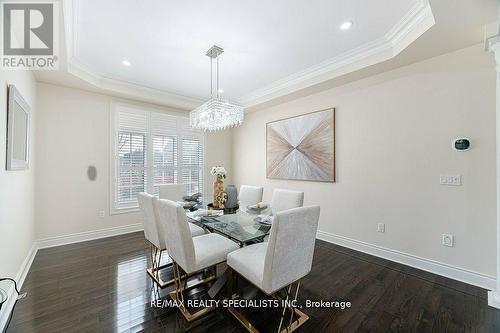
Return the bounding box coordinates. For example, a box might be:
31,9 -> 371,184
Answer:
187,202 -> 272,244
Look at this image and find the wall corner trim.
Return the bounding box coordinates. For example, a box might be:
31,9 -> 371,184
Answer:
316,230 -> 496,290
0,243 -> 38,332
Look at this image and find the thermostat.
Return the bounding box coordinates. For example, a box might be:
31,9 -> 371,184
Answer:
452,138 -> 470,151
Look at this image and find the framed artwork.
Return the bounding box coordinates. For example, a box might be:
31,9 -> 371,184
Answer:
6,84 -> 31,171
266,108 -> 335,182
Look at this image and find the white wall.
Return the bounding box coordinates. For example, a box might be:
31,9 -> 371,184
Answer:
232,44 -> 497,278
0,70 -> 37,304
204,129 -> 233,194
35,83 -> 232,240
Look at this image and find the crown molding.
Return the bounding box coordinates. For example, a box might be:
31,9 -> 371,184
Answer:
240,0 -> 435,106
62,0 -> 203,110
66,60 -> 203,110
62,0 -> 434,109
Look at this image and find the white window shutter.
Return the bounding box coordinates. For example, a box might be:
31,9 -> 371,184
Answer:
112,105 -> 205,212
152,134 -> 178,196
181,136 -> 204,196
115,108 -> 148,209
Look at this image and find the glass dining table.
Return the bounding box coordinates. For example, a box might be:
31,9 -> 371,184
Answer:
185,199 -> 272,297
186,200 -> 272,247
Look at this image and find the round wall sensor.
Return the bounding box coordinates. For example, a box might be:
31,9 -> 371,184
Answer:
452,138 -> 470,151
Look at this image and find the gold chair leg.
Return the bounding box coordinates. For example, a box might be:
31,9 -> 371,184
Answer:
146,245 -> 177,288
169,262 -> 218,322
278,280 -> 308,333
277,284 -> 292,333
228,307 -> 260,333
156,250 -> 162,280
289,281 -> 301,327
228,267 -> 233,300
228,279 -> 309,333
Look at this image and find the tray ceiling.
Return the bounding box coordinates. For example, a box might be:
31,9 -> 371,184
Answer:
63,0 -> 435,108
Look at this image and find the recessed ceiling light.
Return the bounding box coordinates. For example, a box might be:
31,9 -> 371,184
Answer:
121,60 -> 131,66
340,21 -> 353,31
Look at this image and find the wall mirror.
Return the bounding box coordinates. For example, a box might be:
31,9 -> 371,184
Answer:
6,84 -> 31,171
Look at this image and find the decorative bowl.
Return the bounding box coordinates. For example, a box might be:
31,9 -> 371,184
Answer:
182,192 -> 202,202
246,204 -> 268,214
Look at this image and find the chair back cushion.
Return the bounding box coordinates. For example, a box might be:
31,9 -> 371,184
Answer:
239,185 -> 264,208
157,199 -> 196,272
159,184 -> 185,201
270,189 -> 304,214
138,193 -> 164,249
263,205 -> 320,293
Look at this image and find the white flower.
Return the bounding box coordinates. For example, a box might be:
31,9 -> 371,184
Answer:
211,165 -> 227,179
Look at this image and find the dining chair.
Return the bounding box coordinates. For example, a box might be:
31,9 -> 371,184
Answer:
270,189 -> 304,214
159,183 -> 185,201
158,199 -> 239,321
227,205 -> 320,333
138,193 -> 204,289
239,185 -> 264,209
157,185 -> 206,240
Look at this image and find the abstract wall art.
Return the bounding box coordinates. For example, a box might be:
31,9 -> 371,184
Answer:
266,108 -> 335,182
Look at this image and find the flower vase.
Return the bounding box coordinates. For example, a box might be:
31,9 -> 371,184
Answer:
213,176 -> 224,209
225,185 -> 238,209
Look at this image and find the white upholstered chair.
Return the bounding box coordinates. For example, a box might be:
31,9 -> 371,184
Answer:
270,189 -> 304,214
227,205 -> 320,332
138,192 -> 164,252
239,185 -> 264,209
138,193 -> 204,288
157,184 -> 205,238
159,183 -> 185,201
158,199 -> 239,321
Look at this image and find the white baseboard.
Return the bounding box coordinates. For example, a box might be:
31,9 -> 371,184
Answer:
316,230 -> 496,290
488,290 -> 500,308
0,243 -> 37,333
36,223 -> 144,249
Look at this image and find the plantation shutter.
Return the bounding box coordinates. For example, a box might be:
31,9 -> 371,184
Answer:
151,113 -> 178,196
112,105 -> 205,211
181,135 -> 204,196
115,107 -> 148,209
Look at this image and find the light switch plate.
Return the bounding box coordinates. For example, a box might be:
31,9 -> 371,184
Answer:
377,223 -> 385,233
439,174 -> 461,186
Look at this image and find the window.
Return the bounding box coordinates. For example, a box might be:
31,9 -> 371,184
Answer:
153,134 -> 177,196
117,132 -> 146,207
111,104 -> 204,212
181,137 -> 204,195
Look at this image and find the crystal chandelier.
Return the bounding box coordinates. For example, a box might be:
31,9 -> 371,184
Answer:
190,45 -> 244,132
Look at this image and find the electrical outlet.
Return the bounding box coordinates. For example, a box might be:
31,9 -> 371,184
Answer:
442,234 -> 454,247
439,174 -> 461,186
98,211 -> 105,218
377,223 -> 385,233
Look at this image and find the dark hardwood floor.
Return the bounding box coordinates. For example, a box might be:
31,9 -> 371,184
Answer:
7,232 -> 500,332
